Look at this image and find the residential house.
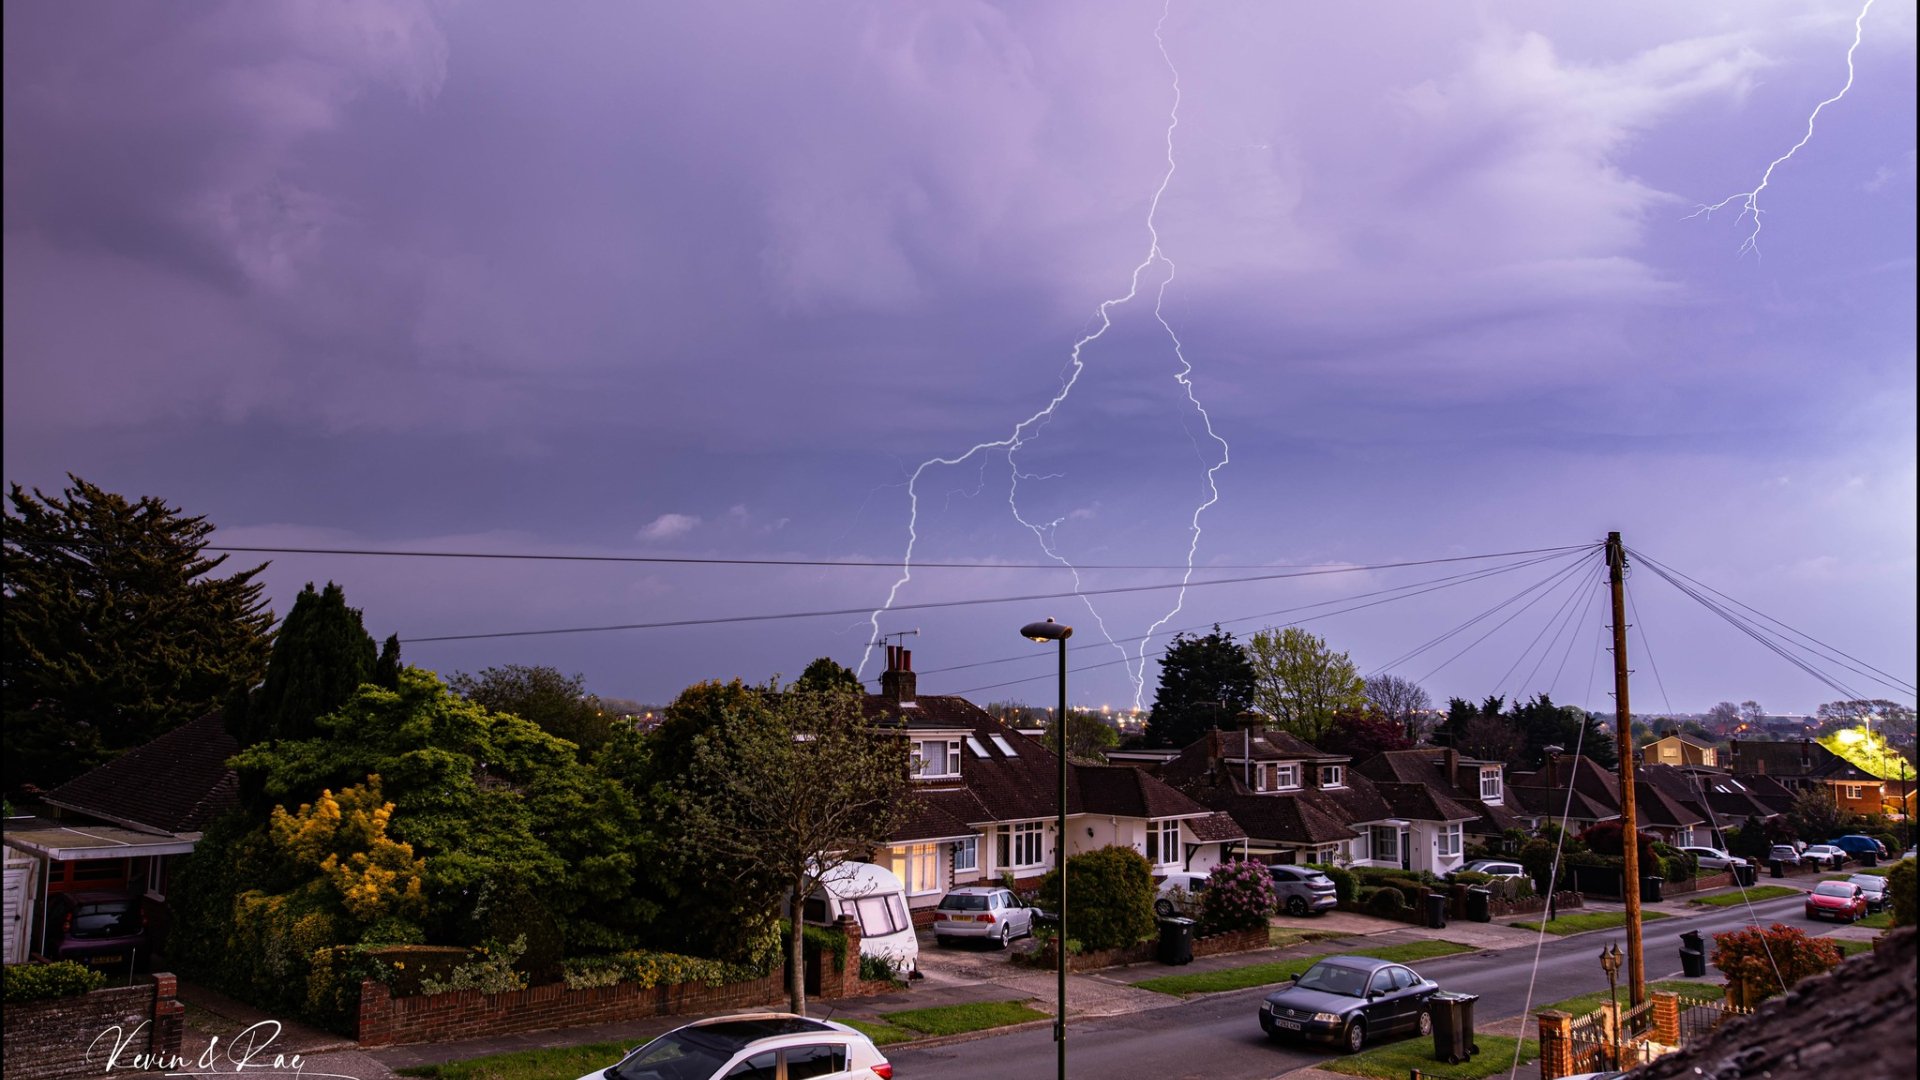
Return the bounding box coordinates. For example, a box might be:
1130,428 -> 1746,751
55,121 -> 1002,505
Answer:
1356,748 -> 1529,850
1637,763 -> 1782,848
1727,738 -> 1888,818
1641,733 -> 1718,768
863,648 -> 1244,923
3,712 -> 239,963
1507,753 -> 1705,845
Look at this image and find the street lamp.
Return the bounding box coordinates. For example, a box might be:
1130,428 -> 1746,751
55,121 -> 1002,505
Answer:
1600,942 -> 1624,1067
1020,617 -> 1072,1080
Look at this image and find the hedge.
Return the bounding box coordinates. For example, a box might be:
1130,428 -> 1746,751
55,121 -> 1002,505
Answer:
1366,887 -> 1407,915
2,960 -> 107,1004
1036,846 -> 1156,951
1306,864 -> 1356,903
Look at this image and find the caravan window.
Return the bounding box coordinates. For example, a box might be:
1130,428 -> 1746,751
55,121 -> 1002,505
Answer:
802,897 -> 829,924
854,895 -> 908,937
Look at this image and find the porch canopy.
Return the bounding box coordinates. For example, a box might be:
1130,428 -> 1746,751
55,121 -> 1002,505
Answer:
2,816 -> 199,862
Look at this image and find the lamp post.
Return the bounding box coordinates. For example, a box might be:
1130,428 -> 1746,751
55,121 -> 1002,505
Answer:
1600,943 -> 1624,1067
1544,745 -> 1564,921
1021,617 -> 1073,1080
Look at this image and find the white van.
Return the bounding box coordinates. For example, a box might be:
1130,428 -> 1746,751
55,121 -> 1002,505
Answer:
801,861 -> 920,976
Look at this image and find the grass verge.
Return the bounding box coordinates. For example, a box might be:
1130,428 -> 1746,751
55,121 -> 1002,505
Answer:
1511,910 -> 1671,936
1690,885 -> 1800,907
875,999 -> 1051,1037
1831,937 -> 1875,958
397,1040 -> 633,1079
1858,910 -> 1891,929
1132,939 -> 1476,996
1322,1033 -> 1538,1080
1540,979 -> 1723,1017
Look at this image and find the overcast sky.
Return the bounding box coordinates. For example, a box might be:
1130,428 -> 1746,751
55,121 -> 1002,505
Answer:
6,0 -> 1914,717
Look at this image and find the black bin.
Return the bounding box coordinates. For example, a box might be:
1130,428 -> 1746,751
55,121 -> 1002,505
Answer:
1679,931 -> 1707,977
1860,850 -> 1878,868
1424,892 -> 1448,929
1734,862 -> 1757,887
1157,916 -> 1195,965
1429,991 -> 1480,1064
1641,876 -> 1664,903
1770,859 -> 1784,879
1465,886 -> 1492,923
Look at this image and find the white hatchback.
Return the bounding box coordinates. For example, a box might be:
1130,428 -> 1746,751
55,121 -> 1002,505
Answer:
1155,870 -> 1212,917
576,1013 -> 892,1080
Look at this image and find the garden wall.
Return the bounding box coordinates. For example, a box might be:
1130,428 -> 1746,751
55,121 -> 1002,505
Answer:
1,973 -> 185,1080
1022,924 -> 1269,972
356,917 -> 892,1049
1660,871 -> 1733,895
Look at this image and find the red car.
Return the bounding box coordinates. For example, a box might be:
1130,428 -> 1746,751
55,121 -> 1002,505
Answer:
1805,881 -> 1867,923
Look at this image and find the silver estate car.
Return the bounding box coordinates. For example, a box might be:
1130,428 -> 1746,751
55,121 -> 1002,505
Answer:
932,886 -> 1037,948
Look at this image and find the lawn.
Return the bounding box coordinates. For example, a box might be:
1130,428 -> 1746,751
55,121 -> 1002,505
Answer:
870,999 -> 1051,1037
1322,1033 -> 1538,1080
1858,910 -> 1891,929
1691,885 -> 1801,907
1831,937 -> 1875,957
397,1040 -> 634,1079
1510,910 -> 1671,935
1132,939 -> 1476,996
1540,979 -> 1723,1017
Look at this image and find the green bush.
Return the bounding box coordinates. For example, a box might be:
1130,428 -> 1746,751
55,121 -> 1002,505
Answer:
306,944 -> 470,1032
858,953 -> 899,983
1519,838 -> 1560,893
1653,844 -> 1697,883
1451,870 -> 1491,886
1035,845 -> 1156,952
2,961 -> 107,1004
1889,858 -> 1916,927
420,935 -> 529,995
557,948 -> 763,992
1366,888 -> 1407,915
1306,863 -> 1356,903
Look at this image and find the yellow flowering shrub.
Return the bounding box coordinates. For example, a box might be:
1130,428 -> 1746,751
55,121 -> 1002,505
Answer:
269,776 -> 426,922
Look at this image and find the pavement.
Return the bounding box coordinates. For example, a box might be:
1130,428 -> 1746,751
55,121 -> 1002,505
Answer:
359,875 -> 1879,1073
176,979 -> 399,1079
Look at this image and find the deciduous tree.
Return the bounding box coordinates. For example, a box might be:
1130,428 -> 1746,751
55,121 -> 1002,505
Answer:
1144,626 -> 1255,749
1246,627 -> 1365,744
1041,708 -> 1120,764
1319,709 -> 1413,760
1364,675 -> 1433,741
449,664 -> 612,756
3,476 -> 272,791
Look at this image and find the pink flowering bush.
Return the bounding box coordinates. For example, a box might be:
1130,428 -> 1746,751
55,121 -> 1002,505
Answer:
1200,859 -> 1277,933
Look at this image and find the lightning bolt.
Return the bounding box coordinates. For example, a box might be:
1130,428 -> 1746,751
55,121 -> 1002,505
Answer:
862,0 -> 1229,710
1687,0 -> 1875,254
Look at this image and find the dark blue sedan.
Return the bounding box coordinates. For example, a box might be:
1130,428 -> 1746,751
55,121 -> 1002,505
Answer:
1260,955 -> 1440,1053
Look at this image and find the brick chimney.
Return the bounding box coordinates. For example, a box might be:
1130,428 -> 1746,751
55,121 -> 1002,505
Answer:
880,646 -> 917,706
1445,747 -> 1461,788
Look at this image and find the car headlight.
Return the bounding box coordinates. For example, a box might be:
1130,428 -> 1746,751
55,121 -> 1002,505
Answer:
1312,1012 -> 1341,1024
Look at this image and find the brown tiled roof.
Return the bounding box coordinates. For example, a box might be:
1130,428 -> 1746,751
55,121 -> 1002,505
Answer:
1632,779 -> 1705,829
1638,764 -> 1775,830
892,787 -> 990,843
1510,755 -> 1622,822
1373,782 -> 1479,823
1072,765 -> 1212,820
1726,739 -> 1871,781
1185,810 -> 1248,843
1218,793 -> 1358,845
44,712 -> 238,834
1355,749 -> 1524,835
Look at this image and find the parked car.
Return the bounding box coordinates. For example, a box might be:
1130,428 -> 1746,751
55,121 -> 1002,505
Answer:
1801,844 -> 1849,869
1268,864 -> 1339,917
1766,844 -> 1802,867
1677,846 -> 1749,872
575,1013 -> 892,1080
1829,835 -> 1889,860
1847,874 -> 1890,913
1804,880 -> 1868,923
798,862 -> 919,976
1259,956 -> 1440,1053
931,887 -> 1036,948
1155,870 -> 1211,917
41,891 -> 148,969
1450,859 -> 1528,881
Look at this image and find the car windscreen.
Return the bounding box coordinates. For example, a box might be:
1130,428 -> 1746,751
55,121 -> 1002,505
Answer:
609,1031 -> 733,1080
1295,962 -> 1370,997
1811,882 -> 1854,897
70,902 -> 140,938
939,894 -> 989,910
1850,877 -> 1884,891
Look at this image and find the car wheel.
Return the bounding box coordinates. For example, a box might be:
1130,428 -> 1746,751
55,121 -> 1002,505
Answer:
996,924 -> 1012,949
1155,898 -> 1175,917
1417,1009 -> 1433,1037
1343,1018 -> 1366,1054
936,935 -> 955,948
1287,897 -> 1308,917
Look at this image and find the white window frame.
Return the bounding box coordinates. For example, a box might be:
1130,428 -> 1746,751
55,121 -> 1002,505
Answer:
1002,822 -> 1044,869
953,836 -> 979,873
1320,765 -> 1344,789
915,738 -> 962,780
1437,823 -> 1462,858
1480,768 -> 1503,803
1275,763 -> 1300,790
1371,825 -> 1399,862
1843,784 -> 1864,800
145,856 -> 167,902
1146,820 -> 1180,867
891,842 -> 941,896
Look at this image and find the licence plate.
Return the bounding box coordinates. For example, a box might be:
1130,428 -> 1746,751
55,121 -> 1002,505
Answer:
1275,1019 -> 1302,1030
87,955 -> 126,967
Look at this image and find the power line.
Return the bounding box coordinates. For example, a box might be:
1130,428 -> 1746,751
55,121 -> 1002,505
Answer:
399,546 -> 1594,644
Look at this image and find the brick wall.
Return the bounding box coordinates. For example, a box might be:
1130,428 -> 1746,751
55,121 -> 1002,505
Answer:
357,918 -> 890,1049
1,973 -> 184,1080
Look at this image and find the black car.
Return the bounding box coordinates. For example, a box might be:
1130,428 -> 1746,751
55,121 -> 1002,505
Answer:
1259,955 -> 1439,1053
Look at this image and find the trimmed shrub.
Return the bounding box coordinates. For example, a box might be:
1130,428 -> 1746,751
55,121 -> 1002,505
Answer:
1035,845 -> 1156,952
1200,859 -> 1278,933
858,953 -> 899,983
1307,863 -> 1356,903
2,960 -> 107,1003
420,934 -> 529,995
1519,838 -> 1560,893
1711,923 -> 1841,1009
1889,857 -> 1916,927
1366,887 -> 1407,915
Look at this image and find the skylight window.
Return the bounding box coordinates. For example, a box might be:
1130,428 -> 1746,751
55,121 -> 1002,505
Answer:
966,736 -> 988,757
989,734 -> 1018,756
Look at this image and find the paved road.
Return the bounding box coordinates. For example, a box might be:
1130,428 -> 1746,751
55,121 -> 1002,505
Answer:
888,890 -> 1826,1080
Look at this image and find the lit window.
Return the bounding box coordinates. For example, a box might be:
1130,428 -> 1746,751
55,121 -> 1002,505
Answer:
889,843 -> 940,896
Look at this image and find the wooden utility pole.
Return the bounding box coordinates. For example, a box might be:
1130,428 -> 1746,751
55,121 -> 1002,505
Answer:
1606,532 -> 1646,1006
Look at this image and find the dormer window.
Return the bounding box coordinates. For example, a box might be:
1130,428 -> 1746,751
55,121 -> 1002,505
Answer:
1319,765 -> 1343,788
913,738 -> 962,780
1275,763 -> 1300,791
1480,767 -> 1503,804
